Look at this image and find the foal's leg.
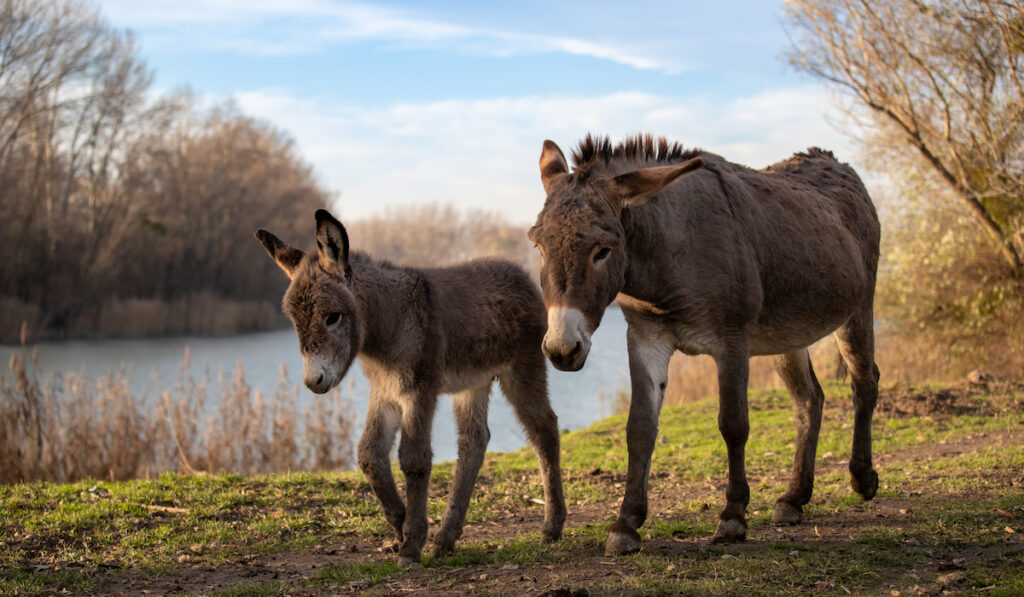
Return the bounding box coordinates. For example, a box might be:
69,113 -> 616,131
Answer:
711,337 -> 751,544
500,352 -> 566,544
605,324 -> 674,556
772,348 -> 825,525
433,384 -> 491,556
835,302 -> 880,501
358,397 -> 405,543
396,391 -> 439,566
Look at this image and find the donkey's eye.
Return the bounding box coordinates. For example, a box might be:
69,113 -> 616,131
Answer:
325,312 -> 340,326
593,247 -> 612,264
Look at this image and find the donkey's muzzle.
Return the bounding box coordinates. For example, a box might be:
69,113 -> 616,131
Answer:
542,306 -> 591,371
303,354 -> 339,394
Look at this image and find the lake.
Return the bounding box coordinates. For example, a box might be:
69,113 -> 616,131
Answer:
1,308 -> 631,463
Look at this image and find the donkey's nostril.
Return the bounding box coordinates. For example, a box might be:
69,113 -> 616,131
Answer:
568,341 -> 582,359
315,374 -> 324,386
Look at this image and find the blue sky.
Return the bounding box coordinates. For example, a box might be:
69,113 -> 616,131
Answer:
100,0 -> 860,223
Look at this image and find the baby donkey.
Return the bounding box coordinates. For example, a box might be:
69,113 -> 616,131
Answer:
256,209 -> 566,565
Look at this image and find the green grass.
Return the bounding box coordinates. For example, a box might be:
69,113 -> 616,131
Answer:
2,382 -> 1023,595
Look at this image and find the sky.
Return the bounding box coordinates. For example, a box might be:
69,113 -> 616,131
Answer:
99,0 -> 861,224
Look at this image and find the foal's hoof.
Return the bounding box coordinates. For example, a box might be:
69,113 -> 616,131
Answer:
397,555 -> 422,569
851,469 -> 879,501
432,528 -> 459,557
431,539 -> 455,558
711,518 -> 747,544
542,526 -> 562,544
605,527 -> 643,556
771,501 -> 803,526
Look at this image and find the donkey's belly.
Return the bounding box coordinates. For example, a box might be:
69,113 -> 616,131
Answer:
746,317 -> 848,356
440,366 -> 504,395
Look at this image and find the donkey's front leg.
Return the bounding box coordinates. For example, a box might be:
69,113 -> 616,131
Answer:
712,339 -> 751,543
605,327 -> 674,556
396,392 -> 438,566
358,398 -> 405,544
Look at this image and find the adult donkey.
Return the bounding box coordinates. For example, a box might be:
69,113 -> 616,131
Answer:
256,209 -> 565,566
529,134 -> 880,555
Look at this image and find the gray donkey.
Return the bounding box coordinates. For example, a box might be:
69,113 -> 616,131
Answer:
529,134 -> 880,556
256,209 -> 566,566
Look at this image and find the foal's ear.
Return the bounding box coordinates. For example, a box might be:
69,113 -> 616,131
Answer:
612,156 -> 705,209
539,140 -> 569,196
315,209 -> 351,279
255,229 -> 304,278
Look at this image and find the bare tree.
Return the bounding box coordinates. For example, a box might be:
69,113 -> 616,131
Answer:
785,0 -> 1024,277
0,0 -> 332,340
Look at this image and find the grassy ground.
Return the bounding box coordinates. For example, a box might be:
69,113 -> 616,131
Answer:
2,378 -> 1023,596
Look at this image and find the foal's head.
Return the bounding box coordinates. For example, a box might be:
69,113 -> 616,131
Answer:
529,139 -> 704,371
256,210 -> 363,393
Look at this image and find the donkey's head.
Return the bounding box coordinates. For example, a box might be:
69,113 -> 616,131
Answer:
528,139 -> 704,371
255,210 -> 363,394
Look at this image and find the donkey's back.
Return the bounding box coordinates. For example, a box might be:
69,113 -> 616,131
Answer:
422,258 -> 546,377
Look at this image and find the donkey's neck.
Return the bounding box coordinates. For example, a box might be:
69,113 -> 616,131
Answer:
620,205 -> 672,298
346,252 -> 425,360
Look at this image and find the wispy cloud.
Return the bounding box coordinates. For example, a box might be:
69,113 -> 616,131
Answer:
230,86 -> 859,223
102,0 -> 681,71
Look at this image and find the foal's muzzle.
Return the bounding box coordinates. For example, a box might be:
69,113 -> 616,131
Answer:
302,355 -> 339,394
542,306 -> 592,371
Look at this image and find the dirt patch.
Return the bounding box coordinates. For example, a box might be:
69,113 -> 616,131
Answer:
878,373 -> 1024,418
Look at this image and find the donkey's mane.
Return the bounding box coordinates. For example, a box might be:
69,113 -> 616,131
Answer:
570,133 -> 703,179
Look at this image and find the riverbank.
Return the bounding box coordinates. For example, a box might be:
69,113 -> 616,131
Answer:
3,376 -> 1023,595
0,295 -> 285,344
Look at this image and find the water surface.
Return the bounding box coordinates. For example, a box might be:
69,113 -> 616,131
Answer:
3,309 -> 631,463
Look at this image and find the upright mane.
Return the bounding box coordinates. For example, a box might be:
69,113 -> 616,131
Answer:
570,133 -> 702,180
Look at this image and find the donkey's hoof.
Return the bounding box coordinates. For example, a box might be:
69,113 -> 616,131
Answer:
771,501 -> 803,525
397,555 -> 422,569
431,536 -> 456,558
851,469 -> 878,501
605,528 -> 642,556
711,518 -> 747,544
542,527 -> 562,543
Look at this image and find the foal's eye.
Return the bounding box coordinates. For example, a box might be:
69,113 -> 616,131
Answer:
593,247 -> 612,264
325,312 -> 340,326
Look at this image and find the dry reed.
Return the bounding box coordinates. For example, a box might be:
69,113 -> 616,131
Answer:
0,346 -> 355,484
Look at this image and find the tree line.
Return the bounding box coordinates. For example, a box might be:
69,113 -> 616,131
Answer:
0,0 -> 328,340
0,0 -> 535,343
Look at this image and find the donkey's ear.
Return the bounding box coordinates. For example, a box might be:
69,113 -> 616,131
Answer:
315,209 -> 351,279
255,229 -> 304,278
539,140 -> 569,196
612,157 -> 705,208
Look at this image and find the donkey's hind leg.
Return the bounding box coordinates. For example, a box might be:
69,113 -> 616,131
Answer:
433,384 -> 491,556
772,348 -> 825,525
358,398 -> 405,544
499,353 -> 566,543
835,301 -> 880,501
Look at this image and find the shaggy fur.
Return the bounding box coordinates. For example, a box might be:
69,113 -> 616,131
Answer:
257,210 -> 565,565
530,134 -> 880,556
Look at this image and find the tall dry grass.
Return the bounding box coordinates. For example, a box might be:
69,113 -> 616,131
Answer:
0,346 -> 355,484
